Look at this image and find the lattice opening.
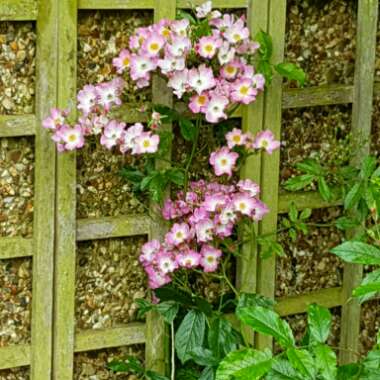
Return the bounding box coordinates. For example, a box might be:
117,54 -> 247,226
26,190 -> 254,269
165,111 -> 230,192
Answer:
276,207 -> 344,298
0,257 -> 32,346
0,137 -> 34,238
359,299 -> 380,356
0,22 -> 36,115
0,366 -> 30,380
75,236 -> 148,330
74,345 -> 144,380
371,95 -> 380,158
280,104 -> 352,185
285,0 -> 357,87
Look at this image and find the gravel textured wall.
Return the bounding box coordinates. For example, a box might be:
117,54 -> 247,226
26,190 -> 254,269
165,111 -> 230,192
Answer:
0,367 -> 30,380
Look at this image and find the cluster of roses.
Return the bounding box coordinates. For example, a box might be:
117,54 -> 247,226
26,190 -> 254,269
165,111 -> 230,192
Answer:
113,1 -> 264,123
42,77 -> 160,154
210,128 -> 281,176
140,178 -> 269,289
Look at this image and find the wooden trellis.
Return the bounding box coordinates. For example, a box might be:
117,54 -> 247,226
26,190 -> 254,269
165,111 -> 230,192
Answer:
0,0 -> 379,378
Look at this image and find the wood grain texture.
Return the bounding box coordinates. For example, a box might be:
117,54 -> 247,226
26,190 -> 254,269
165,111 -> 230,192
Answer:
78,0 -> 155,8
0,344 -> 31,370
0,0 -> 37,20
53,0 -> 77,379
0,115 -> 36,137
339,0 -> 378,365
177,0 -> 248,8
30,0 -> 57,378
255,0 -> 286,350
75,324 -> 146,352
0,237 -> 33,259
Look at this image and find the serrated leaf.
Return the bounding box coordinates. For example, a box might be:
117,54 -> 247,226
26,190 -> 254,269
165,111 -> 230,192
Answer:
146,370 -> 170,380
361,156 -> 377,180
354,269 -> 380,303
120,167 -> 145,185
284,174 -> 316,191
275,62 -> 306,86
215,348 -> 272,380
314,343 -> 337,380
208,317 -> 238,359
334,216 -> 359,230
199,367 -> 215,380
237,306 -> 295,348
108,356 -> 144,374
266,358 -> 303,380
300,208 -> 312,220
179,118 -> 197,141
295,159 -> 323,176
286,348 -> 316,379
154,285 -> 194,306
330,241 -> 380,265
257,59 -> 273,84
318,176 -> 332,201
289,202 -> 298,222
254,30 -> 273,60
307,304 -> 331,344
153,104 -> 179,122
189,347 -> 219,367
336,363 -> 362,380
165,168 -> 185,186
237,293 -> 275,311
175,310 -> 206,364
155,301 -> 179,324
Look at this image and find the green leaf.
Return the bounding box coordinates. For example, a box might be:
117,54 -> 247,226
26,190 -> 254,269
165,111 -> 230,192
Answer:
135,298 -> 153,319
175,310 -> 206,364
237,293 -> 275,311
189,347 -> 219,367
108,356 -> 144,373
155,301 -> 179,324
179,117 -> 197,141
256,59 -> 273,84
295,159 -> 323,176
154,285 -> 194,306
165,168 -> 185,186
275,62 -> 306,86
361,156 -> 377,180
120,167 -> 145,185
153,104 -> 179,122
286,348 -> 316,379
314,344 -> 337,380
354,269 -> 380,303
307,304 -> 331,344
146,370 -> 170,380
194,296 -> 213,317
363,350 -> 380,369
215,348 -> 272,380
237,306 -> 295,349
337,363 -> 362,379
330,241 -> 380,265
266,358 -> 303,380
208,317 -> 238,359
284,174 -> 316,191
176,9 -> 197,24
199,367 -> 215,380
334,216 -> 359,230
289,202 -> 298,223
318,176 -> 332,201
344,182 -> 364,210
300,208 -> 312,220
254,30 -> 273,60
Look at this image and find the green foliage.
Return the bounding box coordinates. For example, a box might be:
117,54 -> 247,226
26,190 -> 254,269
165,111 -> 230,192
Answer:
274,63 -> 306,86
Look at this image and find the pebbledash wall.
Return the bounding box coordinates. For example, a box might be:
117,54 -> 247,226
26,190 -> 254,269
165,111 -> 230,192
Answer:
0,0 -> 379,379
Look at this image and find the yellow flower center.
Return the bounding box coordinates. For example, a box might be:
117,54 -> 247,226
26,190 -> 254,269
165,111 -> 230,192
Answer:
162,28 -> 171,38
204,44 -> 214,53
150,42 -> 159,51
68,134 -> 77,142
239,202 -> 246,210
207,256 -> 215,263
143,140 -> 151,148
233,33 -> 242,42
233,135 -> 241,143
198,95 -> 207,105
176,231 -> 183,239
220,158 -> 228,166
225,65 -> 236,75
240,86 -> 250,95
123,57 -> 130,66
260,140 -> 268,148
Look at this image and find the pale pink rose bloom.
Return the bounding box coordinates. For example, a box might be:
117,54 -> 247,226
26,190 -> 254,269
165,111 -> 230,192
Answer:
209,147 -> 239,176
252,130 -> 281,154
100,120 -> 125,149
218,41 -> 235,65
112,49 -> 131,74
157,252 -> 178,274
96,80 -> 123,111
231,78 -> 258,104
176,250 -> 201,269
132,132 -> 160,155
142,35 -> 166,57
60,125 -> 85,151
130,55 -> 156,81
170,19 -> 189,36
167,69 -> 189,98
252,199 -> 269,221
188,64 -> 216,95
196,35 -> 222,59
203,193 -> 228,212
167,36 -> 191,57
158,55 -> 185,75
189,93 -> 209,114
195,1 -> 212,18
232,193 -> 256,216
140,240 -> 161,266
200,244 -> 222,272
224,19 -> 250,44
237,179 -> 260,197
42,108 -> 66,130
205,95 -> 229,123
165,223 -> 191,246
195,219 -> 214,243
225,128 -> 247,149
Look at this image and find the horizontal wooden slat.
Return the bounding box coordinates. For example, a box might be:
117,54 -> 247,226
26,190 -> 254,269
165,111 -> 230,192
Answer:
78,0 -> 155,9
0,237 -> 33,259
177,0 -> 248,8
111,104 -> 149,123
76,215 -> 152,241
0,344 -> 31,369
0,115 -> 36,138
278,191 -> 342,213
275,287 -> 343,316
282,84 -> 353,109
75,323 -> 146,352
0,0 -> 37,20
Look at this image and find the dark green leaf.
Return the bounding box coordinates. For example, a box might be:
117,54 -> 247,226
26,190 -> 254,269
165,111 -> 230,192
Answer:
314,343 -> 337,380
334,216 -> 359,231
153,104 -> 179,122
256,60 -> 273,84
189,347 -> 219,367
237,293 -> 275,311
344,182 -> 364,210
176,9 -> 197,24
155,301 -> 180,324
135,298 -> 153,319
215,348 -> 272,380
336,364 -> 362,380
199,367 -> 215,380
286,348 -> 316,379
175,310 -> 206,364
289,203 -> 298,223
300,208 -> 312,220
154,285 -> 194,306
165,168 -> 185,186
194,296 -> 213,317
295,159 -> 323,176
307,304 -> 331,344
361,156 -> 377,180
284,174 -> 315,191
318,176 -> 332,201
237,306 -> 295,348
179,118 -> 197,141
275,62 -> 306,86
208,317 -> 238,359
120,167 -> 145,185
146,370 -> 170,380
108,356 -> 144,374
330,241 -> 380,265
363,350 -> 380,370
266,358 -> 303,380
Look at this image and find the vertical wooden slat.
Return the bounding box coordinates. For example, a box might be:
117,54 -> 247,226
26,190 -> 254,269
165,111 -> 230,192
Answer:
339,0 -> 378,364
31,0 -> 58,378
53,0 -> 77,378
255,0 -> 286,350
145,0 -> 176,374
237,0 -> 269,344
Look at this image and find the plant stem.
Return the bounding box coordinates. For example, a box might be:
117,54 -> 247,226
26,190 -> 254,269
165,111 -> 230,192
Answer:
183,116 -> 201,194
171,322 -> 175,380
